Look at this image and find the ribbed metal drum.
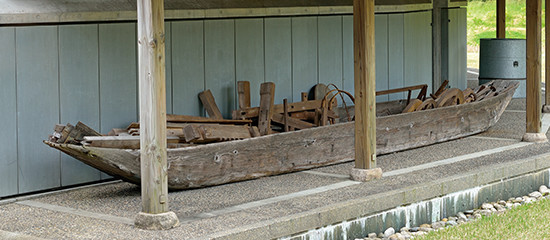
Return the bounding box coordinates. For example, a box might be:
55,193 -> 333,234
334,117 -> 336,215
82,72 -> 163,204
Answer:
479,38 -> 526,98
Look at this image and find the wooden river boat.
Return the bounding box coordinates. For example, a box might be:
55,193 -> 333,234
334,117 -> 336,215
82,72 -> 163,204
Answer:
44,80 -> 518,190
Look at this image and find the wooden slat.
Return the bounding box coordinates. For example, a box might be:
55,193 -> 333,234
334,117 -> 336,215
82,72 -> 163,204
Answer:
233,99 -> 323,119
84,136 -> 180,149
258,82 -> 276,135
183,124 -> 254,143
167,114 -> 251,124
64,121 -> 102,144
199,89 -> 224,120
237,81 -> 251,109
272,113 -> 316,130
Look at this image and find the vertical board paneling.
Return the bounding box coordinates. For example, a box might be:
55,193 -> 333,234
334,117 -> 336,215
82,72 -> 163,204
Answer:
0,27 -> 18,197
265,18 -> 293,104
98,23 -> 137,132
59,24 -> 101,186
404,11 -> 433,91
99,23 -> 136,180
16,26 -> 60,193
458,8 -> 467,89
388,14 -> 405,101
448,9 -> 459,89
292,16 -> 318,101
318,16 -> 343,88
342,15 -> 354,101
236,18 -> 264,107
204,20 -> 235,118
172,21 -> 205,116
165,22 -> 173,114
375,14 -> 389,102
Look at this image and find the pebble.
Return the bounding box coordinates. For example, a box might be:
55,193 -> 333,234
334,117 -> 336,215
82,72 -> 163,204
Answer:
399,227 -> 409,232
442,218 -> 448,222
481,203 -> 493,209
446,220 -> 458,227
539,185 -> 550,195
419,227 -> 433,232
419,223 -> 431,228
431,221 -> 445,229
457,212 -> 467,221
529,191 -> 542,199
464,210 -> 474,214
409,227 -> 419,232
368,233 -> 377,238
494,204 -> 506,212
384,227 -> 395,238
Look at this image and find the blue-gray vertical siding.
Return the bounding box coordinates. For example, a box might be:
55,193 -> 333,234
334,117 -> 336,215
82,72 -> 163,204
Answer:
0,10 -> 461,197
448,7 -> 467,90
0,27 -> 18,196
16,26 -> 60,193
59,24 -> 101,185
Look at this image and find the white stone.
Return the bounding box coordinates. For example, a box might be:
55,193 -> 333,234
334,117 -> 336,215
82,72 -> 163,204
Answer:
539,185 -> 550,195
368,233 -> 377,238
481,203 -> 493,209
384,227 -> 396,238
529,191 -> 543,199
457,212 -> 468,221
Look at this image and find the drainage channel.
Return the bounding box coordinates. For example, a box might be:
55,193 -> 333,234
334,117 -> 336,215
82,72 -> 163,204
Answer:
279,168 -> 550,240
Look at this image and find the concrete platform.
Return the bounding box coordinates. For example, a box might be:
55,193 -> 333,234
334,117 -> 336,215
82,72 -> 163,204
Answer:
1,99 -> 550,240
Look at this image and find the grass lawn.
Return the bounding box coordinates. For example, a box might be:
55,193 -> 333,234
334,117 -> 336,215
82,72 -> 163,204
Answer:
467,0 -> 546,69
414,198 -> 550,239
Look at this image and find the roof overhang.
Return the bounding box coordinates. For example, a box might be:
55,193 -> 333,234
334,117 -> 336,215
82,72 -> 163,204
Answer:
0,0 -> 466,25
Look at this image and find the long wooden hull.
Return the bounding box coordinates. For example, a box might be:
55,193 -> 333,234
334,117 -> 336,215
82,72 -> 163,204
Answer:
45,81 -> 518,190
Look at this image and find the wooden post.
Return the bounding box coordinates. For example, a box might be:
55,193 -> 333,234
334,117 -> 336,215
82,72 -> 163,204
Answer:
496,0 -> 506,38
258,82 -> 275,136
544,0 -> 550,113
523,0 -> 548,143
237,81 -> 251,110
134,0 -> 179,230
432,0 -> 448,93
351,0 -> 382,181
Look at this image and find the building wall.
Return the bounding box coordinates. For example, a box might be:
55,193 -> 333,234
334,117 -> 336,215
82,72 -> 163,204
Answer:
0,10 -> 462,197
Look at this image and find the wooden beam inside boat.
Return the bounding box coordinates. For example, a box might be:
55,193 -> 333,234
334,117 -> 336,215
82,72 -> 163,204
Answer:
523,0 -> 547,143
352,0 -> 380,180
496,0 -> 506,39
135,0 -> 178,230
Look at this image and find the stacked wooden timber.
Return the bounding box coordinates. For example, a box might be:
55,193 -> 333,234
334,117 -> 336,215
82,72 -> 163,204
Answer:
401,80 -> 502,113
232,81 -> 344,135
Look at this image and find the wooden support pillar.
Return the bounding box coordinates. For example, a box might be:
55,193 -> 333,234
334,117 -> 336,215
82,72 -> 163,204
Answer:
432,0 -> 449,93
350,0 -> 382,181
134,0 -> 179,230
544,0 -> 550,112
523,0 -> 548,143
496,0 -> 506,38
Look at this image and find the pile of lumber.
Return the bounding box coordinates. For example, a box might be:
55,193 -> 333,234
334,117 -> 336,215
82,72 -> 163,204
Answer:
401,80 -> 501,113
232,81 -> 341,135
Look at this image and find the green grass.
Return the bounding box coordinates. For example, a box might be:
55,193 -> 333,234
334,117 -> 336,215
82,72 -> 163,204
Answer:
415,198 -> 550,239
467,0 -> 547,69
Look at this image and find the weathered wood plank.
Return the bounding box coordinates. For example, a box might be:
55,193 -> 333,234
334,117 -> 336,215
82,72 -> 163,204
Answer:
258,82 -> 276,135
233,99 -> 323,119
198,89 -> 224,119
237,81 -> 251,109
84,136 -> 180,149
272,113 -> 316,130
167,114 -> 251,124
183,124 -> 254,143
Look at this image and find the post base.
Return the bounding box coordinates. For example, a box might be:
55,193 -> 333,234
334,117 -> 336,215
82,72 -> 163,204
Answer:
543,105 -> 550,113
135,211 -> 179,230
522,132 -> 548,143
350,167 -> 383,182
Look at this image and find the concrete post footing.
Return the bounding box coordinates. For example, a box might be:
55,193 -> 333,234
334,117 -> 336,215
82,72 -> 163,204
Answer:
543,105 -> 550,113
350,167 -> 383,182
135,211 -> 179,230
522,132 -> 548,143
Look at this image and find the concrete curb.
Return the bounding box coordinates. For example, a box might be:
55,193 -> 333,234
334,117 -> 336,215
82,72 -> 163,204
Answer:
205,151 -> 550,240
0,230 -> 48,240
